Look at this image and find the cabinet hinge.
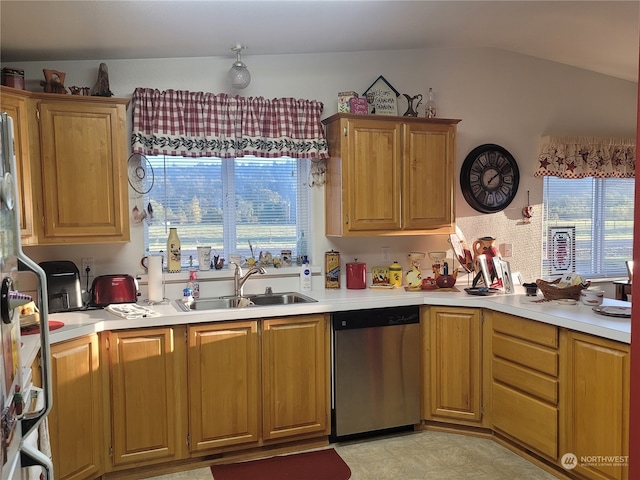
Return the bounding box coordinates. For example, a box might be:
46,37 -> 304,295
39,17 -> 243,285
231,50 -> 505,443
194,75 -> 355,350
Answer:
185,330 -> 188,343
105,337 -> 110,350
109,445 -> 113,458
343,127 -> 347,137
345,215 -> 349,225
186,433 -> 190,447
481,404 -> 485,417
35,108 -> 40,122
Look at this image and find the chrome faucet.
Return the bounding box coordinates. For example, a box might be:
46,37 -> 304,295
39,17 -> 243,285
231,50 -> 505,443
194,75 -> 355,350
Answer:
231,262 -> 267,297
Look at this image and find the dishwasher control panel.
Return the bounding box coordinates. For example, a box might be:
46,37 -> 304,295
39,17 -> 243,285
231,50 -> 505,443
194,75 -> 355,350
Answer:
332,305 -> 419,330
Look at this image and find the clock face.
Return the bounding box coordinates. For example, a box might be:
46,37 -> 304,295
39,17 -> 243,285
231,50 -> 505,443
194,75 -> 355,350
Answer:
460,144 -> 520,213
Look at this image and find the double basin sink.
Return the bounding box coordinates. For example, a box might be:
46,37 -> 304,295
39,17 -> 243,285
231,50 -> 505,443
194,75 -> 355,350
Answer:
176,292 -> 317,312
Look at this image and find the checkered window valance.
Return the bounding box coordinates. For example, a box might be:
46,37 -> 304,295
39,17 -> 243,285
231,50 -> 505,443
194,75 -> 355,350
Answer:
131,88 -> 329,159
534,135 -> 635,178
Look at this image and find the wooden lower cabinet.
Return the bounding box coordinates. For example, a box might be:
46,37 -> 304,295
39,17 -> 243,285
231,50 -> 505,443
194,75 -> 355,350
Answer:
561,331 -> 629,480
488,311 -> 560,461
105,327 -> 188,469
49,334 -> 103,480
187,321 -> 260,452
422,306 -> 484,425
262,314 -> 330,440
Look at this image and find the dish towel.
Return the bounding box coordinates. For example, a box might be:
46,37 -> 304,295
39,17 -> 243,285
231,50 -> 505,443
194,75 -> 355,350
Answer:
105,304 -> 160,319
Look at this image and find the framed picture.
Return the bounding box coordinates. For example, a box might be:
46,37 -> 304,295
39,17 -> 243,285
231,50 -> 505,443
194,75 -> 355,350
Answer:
548,226 -> 576,275
500,259 -> 514,294
363,75 -> 399,116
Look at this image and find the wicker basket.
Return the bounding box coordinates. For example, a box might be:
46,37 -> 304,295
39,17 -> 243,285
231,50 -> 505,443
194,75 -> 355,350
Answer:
536,278 -> 590,301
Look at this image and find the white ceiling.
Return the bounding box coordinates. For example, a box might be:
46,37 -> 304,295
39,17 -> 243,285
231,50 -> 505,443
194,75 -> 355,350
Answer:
1,0 -> 639,82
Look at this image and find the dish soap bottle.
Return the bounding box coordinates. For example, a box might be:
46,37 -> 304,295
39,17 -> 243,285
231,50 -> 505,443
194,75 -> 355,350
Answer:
300,256 -> 312,291
188,270 -> 200,299
167,227 -> 181,273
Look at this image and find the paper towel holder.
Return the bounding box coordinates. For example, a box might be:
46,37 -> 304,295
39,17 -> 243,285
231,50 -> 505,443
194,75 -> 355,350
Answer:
143,254 -> 165,304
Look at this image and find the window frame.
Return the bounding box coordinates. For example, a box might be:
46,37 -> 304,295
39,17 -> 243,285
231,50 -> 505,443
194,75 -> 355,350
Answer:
142,155 -> 311,268
542,176 -> 634,279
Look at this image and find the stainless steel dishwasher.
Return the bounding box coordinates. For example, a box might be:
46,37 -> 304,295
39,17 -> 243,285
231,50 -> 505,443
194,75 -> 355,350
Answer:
331,305 -> 420,439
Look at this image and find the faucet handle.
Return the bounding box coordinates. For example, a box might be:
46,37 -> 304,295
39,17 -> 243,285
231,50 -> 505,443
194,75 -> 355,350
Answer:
265,286 -> 273,295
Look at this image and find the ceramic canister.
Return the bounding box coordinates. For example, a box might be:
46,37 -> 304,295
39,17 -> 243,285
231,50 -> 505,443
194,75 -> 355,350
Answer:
346,261 -> 367,289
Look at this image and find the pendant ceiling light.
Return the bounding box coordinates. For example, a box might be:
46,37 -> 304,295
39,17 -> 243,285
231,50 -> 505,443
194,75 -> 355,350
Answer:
228,44 -> 251,89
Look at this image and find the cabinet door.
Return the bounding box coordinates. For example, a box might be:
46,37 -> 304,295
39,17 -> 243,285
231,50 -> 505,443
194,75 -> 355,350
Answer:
262,315 -> 329,440
423,306 -> 483,424
188,321 -> 259,452
402,122 -> 454,229
37,99 -> 129,243
107,327 -> 187,467
562,332 -> 629,480
0,88 -> 36,242
346,119 -> 402,231
49,335 -> 103,480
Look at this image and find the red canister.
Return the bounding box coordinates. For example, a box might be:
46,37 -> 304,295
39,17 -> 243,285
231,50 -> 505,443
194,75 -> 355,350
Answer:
346,260 -> 367,289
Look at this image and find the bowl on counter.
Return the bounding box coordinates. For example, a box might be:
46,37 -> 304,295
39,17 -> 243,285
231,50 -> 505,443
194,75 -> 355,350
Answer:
580,288 -> 604,306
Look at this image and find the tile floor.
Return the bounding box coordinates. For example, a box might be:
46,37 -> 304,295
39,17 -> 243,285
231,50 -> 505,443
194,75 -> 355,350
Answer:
145,430 -> 561,479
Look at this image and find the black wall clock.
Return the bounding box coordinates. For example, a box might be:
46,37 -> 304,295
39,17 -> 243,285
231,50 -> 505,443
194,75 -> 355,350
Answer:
460,144 -> 520,214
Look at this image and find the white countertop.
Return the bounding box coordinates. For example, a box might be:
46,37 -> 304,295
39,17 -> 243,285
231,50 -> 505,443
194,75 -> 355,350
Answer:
45,286 -> 632,345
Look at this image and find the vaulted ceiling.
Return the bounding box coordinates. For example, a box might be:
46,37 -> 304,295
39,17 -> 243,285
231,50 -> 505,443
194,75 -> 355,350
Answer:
1,1 -> 638,82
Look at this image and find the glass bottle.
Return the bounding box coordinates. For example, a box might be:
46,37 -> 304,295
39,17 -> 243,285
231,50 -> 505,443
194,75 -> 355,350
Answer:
425,87 -> 437,118
167,227 -> 181,273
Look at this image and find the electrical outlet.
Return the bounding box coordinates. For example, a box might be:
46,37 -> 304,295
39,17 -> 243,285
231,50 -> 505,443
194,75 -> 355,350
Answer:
381,246 -> 390,262
81,258 -> 95,277
499,243 -> 513,258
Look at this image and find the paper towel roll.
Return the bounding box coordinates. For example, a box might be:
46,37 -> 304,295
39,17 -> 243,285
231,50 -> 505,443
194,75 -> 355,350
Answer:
148,255 -> 164,303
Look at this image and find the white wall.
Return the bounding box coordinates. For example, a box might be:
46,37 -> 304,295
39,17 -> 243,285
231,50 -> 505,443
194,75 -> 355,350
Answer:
5,46 -> 637,288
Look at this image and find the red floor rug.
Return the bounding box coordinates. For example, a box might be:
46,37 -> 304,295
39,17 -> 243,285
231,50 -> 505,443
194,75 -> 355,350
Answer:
210,448 -> 351,480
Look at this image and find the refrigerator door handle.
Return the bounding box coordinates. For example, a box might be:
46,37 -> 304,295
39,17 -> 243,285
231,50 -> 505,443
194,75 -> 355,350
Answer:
17,257 -> 54,480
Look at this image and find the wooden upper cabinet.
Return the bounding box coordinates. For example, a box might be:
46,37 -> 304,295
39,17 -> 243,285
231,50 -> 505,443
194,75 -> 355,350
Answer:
323,113 -> 460,236
402,122 -> 455,229
344,118 -> 402,231
0,87 -> 36,243
37,96 -> 130,243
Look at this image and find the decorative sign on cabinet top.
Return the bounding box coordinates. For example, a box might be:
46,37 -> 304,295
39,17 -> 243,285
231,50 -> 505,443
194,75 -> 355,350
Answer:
363,75 -> 400,116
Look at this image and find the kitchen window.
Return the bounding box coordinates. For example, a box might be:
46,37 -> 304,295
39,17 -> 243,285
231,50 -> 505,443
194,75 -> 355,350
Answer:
143,155 -> 311,266
541,176 -> 634,278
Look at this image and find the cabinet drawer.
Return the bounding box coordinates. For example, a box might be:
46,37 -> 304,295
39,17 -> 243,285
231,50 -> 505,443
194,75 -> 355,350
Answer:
492,383 -> 558,460
492,333 -> 558,377
492,312 -> 558,348
492,357 -> 558,405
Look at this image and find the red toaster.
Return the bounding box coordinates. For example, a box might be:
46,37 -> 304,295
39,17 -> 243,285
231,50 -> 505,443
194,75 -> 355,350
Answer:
90,275 -> 139,307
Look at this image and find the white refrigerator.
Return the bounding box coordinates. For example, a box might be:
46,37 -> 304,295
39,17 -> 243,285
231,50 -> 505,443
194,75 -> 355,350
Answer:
0,112 -> 53,479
